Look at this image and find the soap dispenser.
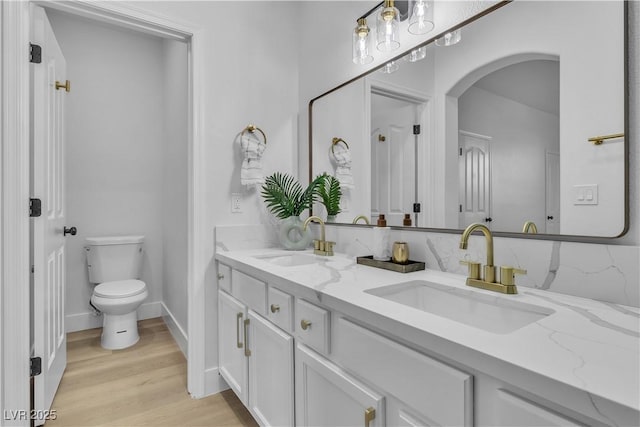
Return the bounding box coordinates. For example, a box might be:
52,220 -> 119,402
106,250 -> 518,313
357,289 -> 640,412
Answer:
372,214 -> 391,261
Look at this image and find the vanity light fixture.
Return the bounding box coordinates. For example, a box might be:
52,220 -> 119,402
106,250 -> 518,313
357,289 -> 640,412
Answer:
408,0 -> 434,35
353,18 -> 374,65
435,29 -> 462,46
376,0 -> 401,52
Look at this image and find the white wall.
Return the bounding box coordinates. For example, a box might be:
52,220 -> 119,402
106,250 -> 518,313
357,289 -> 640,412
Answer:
459,85 -> 559,232
121,1 -> 302,388
161,38 -> 189,349
48,11 -> 166,331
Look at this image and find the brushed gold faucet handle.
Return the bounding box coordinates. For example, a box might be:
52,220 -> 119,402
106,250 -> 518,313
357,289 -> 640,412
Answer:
460,260 -> 481,280
500,266 -> 527,286
325,241 -> 335,255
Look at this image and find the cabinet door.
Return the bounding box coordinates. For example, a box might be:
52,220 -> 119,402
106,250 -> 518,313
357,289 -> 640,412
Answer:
296,343 -> 385,427
248,310 -> 294,427
218,290 -> 248,404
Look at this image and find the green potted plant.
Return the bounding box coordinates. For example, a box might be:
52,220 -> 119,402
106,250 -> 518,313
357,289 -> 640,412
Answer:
261,172 -> 324,250
317,174 -> 342,222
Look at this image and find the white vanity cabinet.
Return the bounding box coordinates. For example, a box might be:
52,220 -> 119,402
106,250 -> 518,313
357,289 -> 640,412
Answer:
217,264 -> 294,427
295,343 -> 385,427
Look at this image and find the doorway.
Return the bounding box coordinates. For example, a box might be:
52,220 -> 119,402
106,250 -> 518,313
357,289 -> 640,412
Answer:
24,1 -> 204,422
367,80 -> 429,227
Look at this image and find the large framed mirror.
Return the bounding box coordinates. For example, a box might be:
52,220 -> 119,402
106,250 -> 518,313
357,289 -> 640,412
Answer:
310,0 -> 628,240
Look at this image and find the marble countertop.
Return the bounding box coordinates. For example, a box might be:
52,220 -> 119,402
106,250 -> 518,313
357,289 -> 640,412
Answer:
216,248 -> 640,420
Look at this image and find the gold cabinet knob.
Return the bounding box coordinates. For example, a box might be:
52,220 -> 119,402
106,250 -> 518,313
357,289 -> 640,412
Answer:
300,319 -> 312,330
270,304 -> 280,313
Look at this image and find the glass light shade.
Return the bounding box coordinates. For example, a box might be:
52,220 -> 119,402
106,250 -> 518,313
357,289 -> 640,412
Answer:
406,46 -> 427,62
352,18 -> 373,65
380,61 -> 399,74
376,1 -> 400,52
435,29 -> 462,46
408,0 -> 434,35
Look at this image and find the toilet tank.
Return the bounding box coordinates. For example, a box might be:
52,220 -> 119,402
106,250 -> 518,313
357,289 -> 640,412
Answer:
85,235 -> 145,283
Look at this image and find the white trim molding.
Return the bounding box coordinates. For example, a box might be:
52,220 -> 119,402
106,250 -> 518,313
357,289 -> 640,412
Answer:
161,302 -> 188,359
205,367 -> 230,397
65,301 -> 163,333
1,1 -> 31,425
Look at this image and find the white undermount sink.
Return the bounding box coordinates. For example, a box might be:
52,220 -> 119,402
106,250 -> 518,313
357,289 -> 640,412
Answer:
253,253 -> 320,267
366,280 -> 554,334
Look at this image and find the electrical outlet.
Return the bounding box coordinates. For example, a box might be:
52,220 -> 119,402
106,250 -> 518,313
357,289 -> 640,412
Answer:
231,193 -> 242,213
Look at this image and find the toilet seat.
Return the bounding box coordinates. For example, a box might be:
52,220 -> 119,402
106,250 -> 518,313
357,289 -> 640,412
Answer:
94,279 -> 146,299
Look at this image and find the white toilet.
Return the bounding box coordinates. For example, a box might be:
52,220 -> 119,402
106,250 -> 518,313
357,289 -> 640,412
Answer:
86,235 -> 149,350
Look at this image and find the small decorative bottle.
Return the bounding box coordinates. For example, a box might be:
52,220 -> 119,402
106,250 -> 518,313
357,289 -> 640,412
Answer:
403,214 -> 412,226
372,214 -> 391,261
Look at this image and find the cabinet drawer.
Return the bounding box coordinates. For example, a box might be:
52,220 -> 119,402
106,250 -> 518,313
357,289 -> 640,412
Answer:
218,263 -> 231,293
295,299 -> 330,355
267,287 -> 293,333
334,317 -> 473,427
232,270 -> 267,316
496,389 -> 584,426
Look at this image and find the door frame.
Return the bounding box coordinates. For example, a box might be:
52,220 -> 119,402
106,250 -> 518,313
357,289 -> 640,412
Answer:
364,78 -> 431,227
1,1 -> 207,420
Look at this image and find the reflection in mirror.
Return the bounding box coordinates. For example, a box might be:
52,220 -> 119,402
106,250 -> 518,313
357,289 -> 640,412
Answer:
310,1 -> 626,238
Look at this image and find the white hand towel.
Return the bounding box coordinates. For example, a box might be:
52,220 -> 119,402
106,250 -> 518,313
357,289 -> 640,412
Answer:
240,132 -> 266,186
331,143 -> 355,189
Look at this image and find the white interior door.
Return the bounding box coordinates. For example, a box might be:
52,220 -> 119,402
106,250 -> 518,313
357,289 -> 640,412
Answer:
546,151 -> 560,234
459,131 -> 492,229
370,94 -> 416,226
31,6 -> 68,424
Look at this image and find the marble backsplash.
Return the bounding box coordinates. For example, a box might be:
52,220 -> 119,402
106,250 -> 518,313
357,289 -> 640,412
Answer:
215,224 -> 639,308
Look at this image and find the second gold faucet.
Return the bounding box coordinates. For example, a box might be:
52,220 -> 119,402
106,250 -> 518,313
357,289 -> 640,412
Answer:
303,216 -> 335,256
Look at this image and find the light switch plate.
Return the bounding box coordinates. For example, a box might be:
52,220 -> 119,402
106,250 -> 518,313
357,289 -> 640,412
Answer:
573,184 -> 598,205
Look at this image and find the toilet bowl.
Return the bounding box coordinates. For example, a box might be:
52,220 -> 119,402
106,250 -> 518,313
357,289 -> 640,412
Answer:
91,279 -> 148,350
86,235 -> 147,350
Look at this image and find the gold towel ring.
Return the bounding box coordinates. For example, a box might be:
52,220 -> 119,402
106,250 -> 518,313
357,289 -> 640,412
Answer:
331,137 -> 349,155
241,124 -> 267,145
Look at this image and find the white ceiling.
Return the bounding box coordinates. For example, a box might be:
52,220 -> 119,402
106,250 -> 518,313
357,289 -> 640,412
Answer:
472,59 -> 560,116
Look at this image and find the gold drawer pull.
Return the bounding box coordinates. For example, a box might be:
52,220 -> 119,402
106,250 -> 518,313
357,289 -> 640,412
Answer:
300,319 -> 312,330
364,407 -> 376,427
55,80 -> 70,92
217,273 -> 225,280
243,318 -> 251,357
236,312 -> 243,348
270,304 -> 280,313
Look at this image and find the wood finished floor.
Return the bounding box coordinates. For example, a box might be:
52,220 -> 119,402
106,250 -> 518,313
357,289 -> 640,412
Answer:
46,318 -> 258,427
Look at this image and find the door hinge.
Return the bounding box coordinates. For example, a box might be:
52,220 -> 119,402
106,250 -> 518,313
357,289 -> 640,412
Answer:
30,44 -> 42,64
31,265 -> 35,274
459,147 -> 463,156
30,357 -> 42,377
459,204 -> 462,213
413,125 -> 421,135
30,198 -> 42,217
413,203 -> 421,213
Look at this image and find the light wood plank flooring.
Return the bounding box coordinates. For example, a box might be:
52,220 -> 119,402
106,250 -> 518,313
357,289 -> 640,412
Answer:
46,318 -> 258,427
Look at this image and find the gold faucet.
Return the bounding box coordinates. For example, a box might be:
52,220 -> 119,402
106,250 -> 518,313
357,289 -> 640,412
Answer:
352,215 -> 371,225
522,221 -> 538,234
459,223 -> 524,294
303,216 -> 335,256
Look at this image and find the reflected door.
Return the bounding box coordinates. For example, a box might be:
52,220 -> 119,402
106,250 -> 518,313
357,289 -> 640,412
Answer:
546,152 -> 560,234
459,131 -> 492,229
371,94 -> 416,226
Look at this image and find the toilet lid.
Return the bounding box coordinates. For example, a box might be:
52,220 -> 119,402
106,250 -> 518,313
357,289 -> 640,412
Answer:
94,280 -> 146,299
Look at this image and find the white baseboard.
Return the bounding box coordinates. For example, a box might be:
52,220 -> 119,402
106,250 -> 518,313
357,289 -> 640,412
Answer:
65,300 -> 162,333
204,366 -> 229,397
161,302 -> 188,358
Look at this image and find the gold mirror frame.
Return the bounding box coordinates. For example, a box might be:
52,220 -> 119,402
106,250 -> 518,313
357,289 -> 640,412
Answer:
308,1 -> 629,243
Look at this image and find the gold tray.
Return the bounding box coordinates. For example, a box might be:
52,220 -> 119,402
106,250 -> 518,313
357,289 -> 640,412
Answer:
356,256 -> 425,273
